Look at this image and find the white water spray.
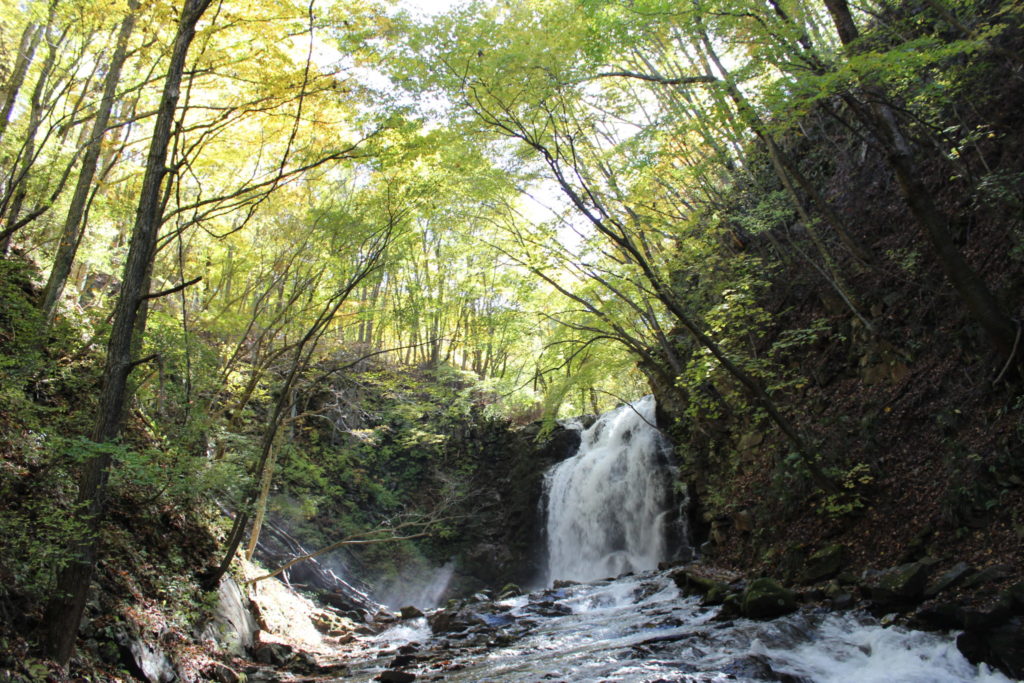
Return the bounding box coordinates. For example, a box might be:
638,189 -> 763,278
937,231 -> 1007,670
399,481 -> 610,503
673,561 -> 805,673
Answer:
544,396 -> 674,584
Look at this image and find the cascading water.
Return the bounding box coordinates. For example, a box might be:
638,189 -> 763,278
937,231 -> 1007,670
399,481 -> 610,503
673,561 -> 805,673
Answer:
544,395 -> 677,584
357,395 -> 1012,682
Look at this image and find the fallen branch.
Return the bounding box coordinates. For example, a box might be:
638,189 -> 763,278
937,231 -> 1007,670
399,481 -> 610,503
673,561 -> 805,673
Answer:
247,514 -> 455,584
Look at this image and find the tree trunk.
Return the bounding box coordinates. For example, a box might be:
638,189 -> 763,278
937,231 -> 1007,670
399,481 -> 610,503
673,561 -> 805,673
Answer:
41,0 -> 212,664
821,0 -> 1020,364
41,2 -> 139,323
0,22 -> 42,149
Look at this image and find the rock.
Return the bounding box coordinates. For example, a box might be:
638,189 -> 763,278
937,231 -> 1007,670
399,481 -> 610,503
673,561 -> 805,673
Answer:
957,617 -> 1024,679
670,567 -> 720,596
498,583 -> 523,599
732,510 -> 754,534
201,576 -> 259,656
1005,582 -> 1024,613
701,582 -> 731,606
390,654 -> 417,667
252,633 -> 294,666
799,544 -> 846,584
737,431 -> 764,451
400,605 -> 425,620
923,562 -> 973,598
552,580 -> 577,589
961,563 -> 1012,590
200,662 -> 240,683
113,626 -> 177,683
960,594 -> 1014,631
377,671 -> 417,683
867,561 -> 935,610
912,601 -> 964,630
740,578 -> 797,619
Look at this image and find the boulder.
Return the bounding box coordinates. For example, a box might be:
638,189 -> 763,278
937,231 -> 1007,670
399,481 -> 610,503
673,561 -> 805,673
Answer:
251,632 -> 294,666
958,617 -> 1024,680
923,562 -> 973,599
961,563 -> 1012,590
201,576 -> 259,656
799,544 -> 846,584
115,630 -> 177,683
867,560 -> 935,610
740,578 -> 797,619
399,605 -> 425,620
200,662 -> 241,683
377,671 -> 416,683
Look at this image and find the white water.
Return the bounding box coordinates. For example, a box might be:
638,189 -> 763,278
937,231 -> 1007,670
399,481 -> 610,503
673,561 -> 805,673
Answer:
544,395 -> 674,584
347,397 -> 1015,682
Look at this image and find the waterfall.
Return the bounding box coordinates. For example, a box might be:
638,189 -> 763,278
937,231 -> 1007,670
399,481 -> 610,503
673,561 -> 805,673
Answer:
544,395 -> 676,584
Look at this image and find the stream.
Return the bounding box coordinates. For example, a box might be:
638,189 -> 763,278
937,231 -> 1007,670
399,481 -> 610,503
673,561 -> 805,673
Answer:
341,397 -> 1014,682
356,570 -> 1012,682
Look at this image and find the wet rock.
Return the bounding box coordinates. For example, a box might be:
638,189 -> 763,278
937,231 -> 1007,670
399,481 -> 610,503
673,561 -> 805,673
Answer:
912,601 -> 964,630
400,606 -> 425,619
427,604 -> 474,633
552,579 -> 577,589
923,562 -> 973,599
377,669 -> 417,682
390,654 -> 417,667
498,583 -> 523,599
701,582 -> 731,606
960,594 -> 1014,631
528,600 -> 573,617
866,560 -> 935,610
201,576 -> 259,656
958,617 -> 1024,679
721,654 -> 807,682
740,578 -> 797,619
670,567 -> 719,596
799,544 -> 846,584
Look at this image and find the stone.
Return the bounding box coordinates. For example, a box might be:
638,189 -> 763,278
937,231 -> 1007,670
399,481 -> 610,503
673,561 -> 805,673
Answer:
732,510 -> 754,534
670,567 -> 720,596
923,562 -> 973,599
377,671 -> 417,683
201,576 -> 259,656
113,626 -> 177,683
252,633 -> 294,666
912,601 -> 965,630
799,544 -> 846,584
400,605 -> 425,620
867,561 -> 935,610
961,563 -> 1012,590
701,582 -> 731,606
200,662 -> 240,683
740,578 -> 797,619
498,583 -> 523,599
958,617 -> 1024,680
552,579 -> 577,589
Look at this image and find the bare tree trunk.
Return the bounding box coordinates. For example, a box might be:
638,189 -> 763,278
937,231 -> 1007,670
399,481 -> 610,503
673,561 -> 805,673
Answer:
41,2 -> 139,322
41,0 -> 212,664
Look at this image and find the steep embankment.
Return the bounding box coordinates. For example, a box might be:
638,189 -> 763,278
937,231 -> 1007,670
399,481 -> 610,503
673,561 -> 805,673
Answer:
648,6 -> 1024,675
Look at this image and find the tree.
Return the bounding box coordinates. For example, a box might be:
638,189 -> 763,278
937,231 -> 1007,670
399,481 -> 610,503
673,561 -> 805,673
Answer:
42,0 -> 214,663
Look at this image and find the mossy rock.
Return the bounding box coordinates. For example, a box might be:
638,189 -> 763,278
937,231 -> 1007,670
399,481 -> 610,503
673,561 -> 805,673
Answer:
740,578 -> 797,619
799,544 -> 846,584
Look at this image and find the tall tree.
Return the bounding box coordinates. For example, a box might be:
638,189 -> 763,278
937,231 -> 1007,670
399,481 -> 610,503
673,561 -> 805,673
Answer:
42,0 -> 213,664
